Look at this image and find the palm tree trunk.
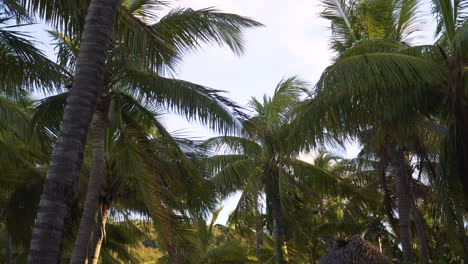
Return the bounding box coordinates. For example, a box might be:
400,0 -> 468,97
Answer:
394,148 -> 413,262
5,229 -> 12,264
70,112 -> 107,263
266,169 -> 285,264
255,192 -> 263,259
28,0 -> 119,262
449,69 -> 468,204
410,198 -> 431,264
88,202 -> 110,264
378,157 -> 400,238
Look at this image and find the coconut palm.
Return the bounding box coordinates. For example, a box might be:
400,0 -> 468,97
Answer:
26,0 -> 121,262
296,0 -> 451,261
18,0 -> 262,261
203,77 -> 371,263
201,77 -> 308,263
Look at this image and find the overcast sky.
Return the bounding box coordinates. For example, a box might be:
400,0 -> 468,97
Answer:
28,0 -> 437,224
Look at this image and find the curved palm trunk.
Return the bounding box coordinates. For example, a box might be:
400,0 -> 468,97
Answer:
409,197 -> 431,264
394,149 -> 413,262
88,201 -> 110,264
28,0 -> 119,262
70,112 -> 107,263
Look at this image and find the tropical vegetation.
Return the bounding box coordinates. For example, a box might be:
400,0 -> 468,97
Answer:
0,0 -> 466,263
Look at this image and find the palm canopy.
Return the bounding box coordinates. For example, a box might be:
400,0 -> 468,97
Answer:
201,77 -> 375,263
0,16 -> 64,97
321,0 -> 422,56
15,0 -> 262,71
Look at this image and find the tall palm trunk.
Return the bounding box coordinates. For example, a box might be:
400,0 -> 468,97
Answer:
70,111 -> 107,263
448,66 -> 468,204
88,201 -> 110,264
28,0 -> 119,262
409,197 -> 431,264
266,168 -> 285,264
255,191 -> 263,259
378,156 -> 400,238
394,148 -> 413,262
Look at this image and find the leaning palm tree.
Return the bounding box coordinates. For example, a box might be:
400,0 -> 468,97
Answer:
21,0 -> 262,262
33,86 -> 216,263
27,0 -> 122,262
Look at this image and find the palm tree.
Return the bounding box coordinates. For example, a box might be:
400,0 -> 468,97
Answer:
47,5 -> 261,262
27,0 -> 121,262
19,0 -> 261,262
33,86 -> 217,263
203,77 -> 368,263
202,77 -> 308,263
297,0 -> 447,261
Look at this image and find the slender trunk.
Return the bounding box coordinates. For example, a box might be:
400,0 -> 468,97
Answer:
394,148 -> 413,262
88,202 -> 109,264
28,0 -> 119,262
255,192 -> 263,259
70,112 -> 107,263
5,229 -> 12,264
378,157 -> 399,238
449,66 -> 468,204
266,168 -> 285,264
410,198 -> 431,264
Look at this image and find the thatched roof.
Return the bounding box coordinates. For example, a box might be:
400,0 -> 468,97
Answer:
319,236 -> 391,264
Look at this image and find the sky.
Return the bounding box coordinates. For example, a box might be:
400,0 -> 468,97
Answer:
26,0 -> 436,225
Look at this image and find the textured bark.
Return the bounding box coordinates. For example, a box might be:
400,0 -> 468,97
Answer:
88,202 -> 109,264
394,149 -> 413,262
410,198 -> 431,264
70,112 -> 107,263
28,0 -> 119,262
378,158 -> 400,238
5,229 -> 12,264
266,168 -> 285,264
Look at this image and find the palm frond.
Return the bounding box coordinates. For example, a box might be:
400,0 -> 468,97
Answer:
152,7 -> 263,56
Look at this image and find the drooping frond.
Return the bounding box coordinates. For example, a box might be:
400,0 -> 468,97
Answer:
394,0 -> 422,41
121,63 -> 244,134
152,7 -> 263,56
0,20 -> 64,95
313,53 -> 445,136
202,136 -> 261,155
